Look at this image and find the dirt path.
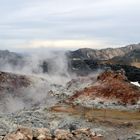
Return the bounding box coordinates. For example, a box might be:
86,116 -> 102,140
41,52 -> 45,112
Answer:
50,104 -> 140,129
49,103 -> 140,139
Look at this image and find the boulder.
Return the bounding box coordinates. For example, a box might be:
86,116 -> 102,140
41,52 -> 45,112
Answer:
54,129 -> 73,140
33,128 -> 52,140
4,127 -> 33,140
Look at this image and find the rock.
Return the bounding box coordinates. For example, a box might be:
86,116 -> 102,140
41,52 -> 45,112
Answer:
72,128 -> 91,136
4,127 -> 33,140
3,133 -> 24,140
54,129 -> 73,140
33,128 -> 52,140
135,131 -> 140,135
16,127 -> 33,140
97,69 -> 127,81
71,128 -> 102,140
96,134 -> 103,137
0,136 -> 4,140
72,128 -> 91,140
91,131 -> 96,137
2,127 -> 103,140
68,70 -> 140,110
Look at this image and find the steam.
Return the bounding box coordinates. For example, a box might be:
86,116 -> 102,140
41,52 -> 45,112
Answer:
0,50 -> 74,114
0,49 -> 101,114
0,49 -> 74,82
1,95 -> 26,113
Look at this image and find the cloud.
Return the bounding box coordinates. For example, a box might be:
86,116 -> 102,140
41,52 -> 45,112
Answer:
1,38 -> 126,52
0,0 -> 140,50
18,39 -> 111,49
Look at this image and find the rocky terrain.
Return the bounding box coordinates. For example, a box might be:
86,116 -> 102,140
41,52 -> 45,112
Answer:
0,71 -> 30,91
68,58 -> 140,82
0,69 -> 139,139
67,70 -> 140,111
1,127 -> 103,140
0,44 -> 140,139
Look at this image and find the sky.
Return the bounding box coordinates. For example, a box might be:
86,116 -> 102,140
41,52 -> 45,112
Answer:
0,0 -> 140,51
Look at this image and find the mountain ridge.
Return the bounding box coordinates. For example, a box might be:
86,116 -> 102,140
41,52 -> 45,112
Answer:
68,43 -> 140,60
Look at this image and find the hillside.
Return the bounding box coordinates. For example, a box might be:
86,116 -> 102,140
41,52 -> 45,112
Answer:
67,70 -> 140,110
107,49 -> 140,68
67,43 -> 140,60
0,50 -> 23,66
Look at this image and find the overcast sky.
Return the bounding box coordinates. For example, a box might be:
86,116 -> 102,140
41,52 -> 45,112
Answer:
0,0 -> 140,51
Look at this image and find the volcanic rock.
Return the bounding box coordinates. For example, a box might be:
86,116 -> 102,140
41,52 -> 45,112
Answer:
3,127 -> 33,140
54,129 -> 73,140
0,71 -> 30,92
33,128 -> 52,140
68,70 -> 140,110
2,127 -> 102,140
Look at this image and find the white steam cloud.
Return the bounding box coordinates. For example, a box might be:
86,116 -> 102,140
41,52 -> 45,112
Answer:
0,50 -> 75,114
0,49 -> 101,114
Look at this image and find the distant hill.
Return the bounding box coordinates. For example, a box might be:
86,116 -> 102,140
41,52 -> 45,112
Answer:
67,43 -> 140,83
0,43 -> 140,83
0,50 -> 24,67
107,49 -> 140,68
68,43 -> 140,60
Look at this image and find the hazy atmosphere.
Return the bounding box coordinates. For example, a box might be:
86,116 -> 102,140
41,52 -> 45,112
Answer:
0,0 -> 140,51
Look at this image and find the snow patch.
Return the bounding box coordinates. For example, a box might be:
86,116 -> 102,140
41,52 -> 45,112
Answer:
131,82 -> 140,87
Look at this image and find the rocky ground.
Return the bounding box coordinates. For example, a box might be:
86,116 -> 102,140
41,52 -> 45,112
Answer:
0,71 -> 30,91
2,127 -> 103,140
0,70 -> 139,140
69,70 -> 140,111
0,105 -> 139,140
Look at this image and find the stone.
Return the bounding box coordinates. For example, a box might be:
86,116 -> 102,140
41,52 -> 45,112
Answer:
72,128 -> 91,136
33,128 -> 52,140
54,129 -> 73,140
4,127 -> 33,140
0,136 -> 4,140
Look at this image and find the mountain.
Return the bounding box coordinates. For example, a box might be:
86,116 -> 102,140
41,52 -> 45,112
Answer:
67,43 -> 140,83
0,50 -> 23,65
0,43 -> 140,85
107,49 -> 140,68
1,43 -> 140,69
68,43 -> 140,60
